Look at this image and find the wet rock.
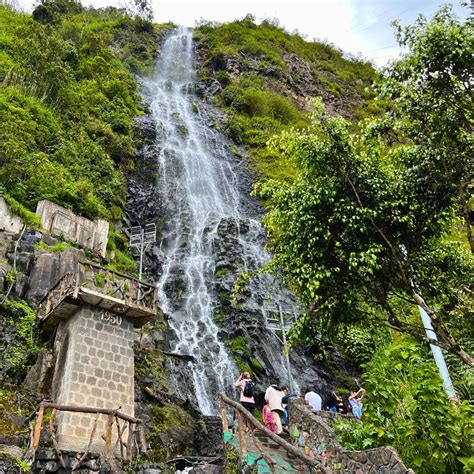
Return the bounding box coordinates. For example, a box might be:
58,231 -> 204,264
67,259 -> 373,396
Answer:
23,348 -> 55,395
41,234 -> 58,247
58,248 -> 83,278
14,272 -> 30,299
190,464 -> 221,473
26,252 -> 59,305
15,252 -> 34,274
0,444 -> 23,460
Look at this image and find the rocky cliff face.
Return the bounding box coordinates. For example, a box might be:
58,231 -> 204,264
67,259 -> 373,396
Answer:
196,48 -> 368,119
125,60 -> 356,413
0,229 -> 84,383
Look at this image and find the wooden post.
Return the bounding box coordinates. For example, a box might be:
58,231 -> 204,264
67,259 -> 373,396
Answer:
220,397 -> 228,432
45,293 -> 52,315
49,409 -> 66,469
59,277 -> 66,299
138,423 -> 147,455
105,413 -> 114,459
153,287 -> 158,312
126,422 -> 134,460
73,271 -> 80,298
127,280 -> 135,304
236,411 -> 247,462
32,404 -> 45,450
115,416 -> 122,458
103,269 -> 110,294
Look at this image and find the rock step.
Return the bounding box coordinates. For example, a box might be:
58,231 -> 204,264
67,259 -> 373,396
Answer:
242,433 -> 302,473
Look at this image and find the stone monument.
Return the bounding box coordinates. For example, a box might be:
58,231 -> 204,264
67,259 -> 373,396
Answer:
37,260 -> 159,454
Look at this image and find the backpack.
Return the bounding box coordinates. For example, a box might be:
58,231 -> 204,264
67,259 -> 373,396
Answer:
243,380 -> 255,398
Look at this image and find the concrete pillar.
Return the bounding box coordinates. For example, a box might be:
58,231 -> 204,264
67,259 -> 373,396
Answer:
51,305 -> 136,453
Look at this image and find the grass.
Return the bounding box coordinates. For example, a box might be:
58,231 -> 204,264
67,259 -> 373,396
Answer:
0,3 -> 173,222
195,17 -> 377,185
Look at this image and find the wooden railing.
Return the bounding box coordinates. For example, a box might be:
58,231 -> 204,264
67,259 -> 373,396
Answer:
37,261 -> 158,319
81,261 -> 157,311
27,402 -> 147,469
219,393 -> 327,473
41,272 -> 77,316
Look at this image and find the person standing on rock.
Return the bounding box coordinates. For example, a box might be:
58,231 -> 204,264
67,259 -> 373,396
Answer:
304,389 -> 322,411
264,383 -> 285,434
348,388 -> 365,418
234,372 -> 256,432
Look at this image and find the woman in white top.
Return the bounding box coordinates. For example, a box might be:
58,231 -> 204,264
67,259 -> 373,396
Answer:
264,384 -> 285,434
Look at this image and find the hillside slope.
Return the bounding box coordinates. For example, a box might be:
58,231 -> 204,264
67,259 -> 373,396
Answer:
0,3 -> 171,223
193,16 -> 381,182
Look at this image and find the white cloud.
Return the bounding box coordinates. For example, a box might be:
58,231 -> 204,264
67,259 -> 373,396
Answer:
17,0 -> 470,66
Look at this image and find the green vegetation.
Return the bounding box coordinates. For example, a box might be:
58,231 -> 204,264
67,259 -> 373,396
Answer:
0,1 -> 172,222
148,403 -> 194,462
256,5 -> 473,367
224,335 -> 254,375
194,16 -> 377,183
106,231 -> 137,275
334,338 -> 474,473
34,240 -> 76,252
0,298 -> 42,380
252,6 -> 473,471
0,387 -> 18,437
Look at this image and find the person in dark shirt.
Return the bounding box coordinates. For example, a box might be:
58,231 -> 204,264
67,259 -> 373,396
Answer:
325,391 -> 346,413
281,386 -> 298,427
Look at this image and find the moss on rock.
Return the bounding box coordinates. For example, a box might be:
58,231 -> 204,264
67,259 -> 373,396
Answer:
148,403 -> 194,462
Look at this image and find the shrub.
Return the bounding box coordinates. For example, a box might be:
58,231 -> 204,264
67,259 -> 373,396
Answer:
0,298 -> 42,380
337,339 -> 474,473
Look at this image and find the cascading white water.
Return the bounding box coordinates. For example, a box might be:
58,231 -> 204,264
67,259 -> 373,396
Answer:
143,27 -> 299,415
144,28 -> 239,415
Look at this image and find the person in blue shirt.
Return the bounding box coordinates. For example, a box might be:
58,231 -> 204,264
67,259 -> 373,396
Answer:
348,388 -> 365,418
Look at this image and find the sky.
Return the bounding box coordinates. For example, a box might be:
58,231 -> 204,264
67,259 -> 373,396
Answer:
19,0 -> 471,66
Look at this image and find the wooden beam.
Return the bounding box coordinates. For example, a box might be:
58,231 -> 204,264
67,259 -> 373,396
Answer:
220,398 -> 228,432
38,402 -> 141,424
126,422 -> 134,461
32,404 -> 44,450
236,411 -> 246,462
105,413 -> 113,460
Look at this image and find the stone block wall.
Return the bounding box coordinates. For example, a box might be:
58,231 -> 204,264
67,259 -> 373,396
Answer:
288,399 -> 412,473
0,197 -> 23,233
52,304 -> 136,453
36,200 -> 109,257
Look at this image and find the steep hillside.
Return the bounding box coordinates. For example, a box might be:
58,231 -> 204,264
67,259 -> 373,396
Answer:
0,3 -> 172,223
194,16 -> 381,182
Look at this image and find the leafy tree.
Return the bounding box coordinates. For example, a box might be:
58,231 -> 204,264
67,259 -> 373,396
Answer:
256,6 -> 473,366
257,97 -> 472,366
334,339 -> 474,473
376,5 -> 473,253
32,0 -> 83,25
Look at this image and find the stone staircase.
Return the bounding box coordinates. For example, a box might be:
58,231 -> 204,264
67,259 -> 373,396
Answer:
224,429 -> 310,473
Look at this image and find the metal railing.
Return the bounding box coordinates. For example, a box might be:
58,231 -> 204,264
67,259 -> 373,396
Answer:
219,393 -> 327,473
27,402 -> 147,469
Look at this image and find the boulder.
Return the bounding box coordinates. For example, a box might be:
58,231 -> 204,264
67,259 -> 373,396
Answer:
23,348 -> 55,395
26,252 -> 59,305
0,444 -> 23,461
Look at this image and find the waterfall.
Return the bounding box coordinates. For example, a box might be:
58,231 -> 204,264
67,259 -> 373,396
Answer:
142,27 -> 299,415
